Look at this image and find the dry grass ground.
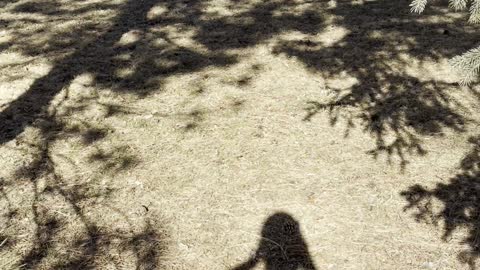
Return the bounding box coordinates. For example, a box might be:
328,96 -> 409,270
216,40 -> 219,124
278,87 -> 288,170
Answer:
1,0 -> 480,269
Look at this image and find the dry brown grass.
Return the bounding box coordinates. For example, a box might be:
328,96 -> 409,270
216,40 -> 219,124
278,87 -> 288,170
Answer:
1,0 -> 480,269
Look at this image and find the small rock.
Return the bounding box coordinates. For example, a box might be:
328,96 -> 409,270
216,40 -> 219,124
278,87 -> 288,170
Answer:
421,262 -> 435,269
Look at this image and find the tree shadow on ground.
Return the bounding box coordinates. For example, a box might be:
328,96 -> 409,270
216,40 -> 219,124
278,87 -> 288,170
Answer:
6,0 -> 471,169
0,104 -> 168,268
0,0 -> 222,143
232,212 -> 316,270
0,0 -> 477,167
0,0 -> 324,146
2,0 -> 480,267
193,0 -> 323,51
402,135 -> 480,268
2,1 -> 323,265
273,0 -> 478,168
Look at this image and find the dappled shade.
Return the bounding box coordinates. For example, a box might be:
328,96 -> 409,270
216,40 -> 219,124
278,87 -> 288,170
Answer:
1,0 -> 476,169
1,0 -> 480,268
273,0 -> 477,168
0,0 -> 323,146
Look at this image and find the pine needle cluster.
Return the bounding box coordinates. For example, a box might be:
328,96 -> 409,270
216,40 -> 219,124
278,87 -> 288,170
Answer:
410,0 -> 480,84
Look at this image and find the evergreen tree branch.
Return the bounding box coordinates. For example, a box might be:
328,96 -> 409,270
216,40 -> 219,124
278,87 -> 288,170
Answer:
450,46 -> 480,85
410,0 -> 480,84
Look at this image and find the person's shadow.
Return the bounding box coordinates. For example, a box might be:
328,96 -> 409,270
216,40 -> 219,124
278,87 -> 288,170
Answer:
233,212 -> 316,270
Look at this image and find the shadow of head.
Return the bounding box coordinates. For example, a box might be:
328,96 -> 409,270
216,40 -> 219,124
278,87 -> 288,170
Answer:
261,212 -> 302,244
233,212 -> 316,270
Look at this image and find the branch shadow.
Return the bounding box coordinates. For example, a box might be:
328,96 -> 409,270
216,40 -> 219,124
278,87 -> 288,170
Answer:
193,0 -> 324,51
6,115 -> 168,269
0,87 -> 167,268
0,0 -> 329,145
273,0 -> 478,168
0,0 -> 235,145
401,135 -> 480,268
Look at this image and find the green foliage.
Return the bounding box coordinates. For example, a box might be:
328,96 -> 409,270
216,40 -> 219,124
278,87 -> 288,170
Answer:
410,0 -> 480,84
